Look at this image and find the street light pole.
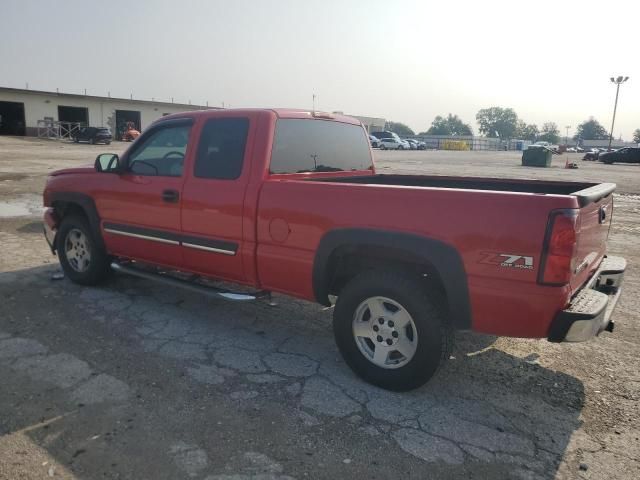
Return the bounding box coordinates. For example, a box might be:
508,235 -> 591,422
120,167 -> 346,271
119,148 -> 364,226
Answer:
565,125 -> 571,146
608,76 -> 629,151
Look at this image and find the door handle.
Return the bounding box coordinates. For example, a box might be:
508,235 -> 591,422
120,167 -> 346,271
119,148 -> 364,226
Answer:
162,189 -> 179,203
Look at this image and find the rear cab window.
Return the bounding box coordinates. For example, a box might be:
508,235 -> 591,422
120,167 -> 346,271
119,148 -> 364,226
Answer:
269,119 -> 373,174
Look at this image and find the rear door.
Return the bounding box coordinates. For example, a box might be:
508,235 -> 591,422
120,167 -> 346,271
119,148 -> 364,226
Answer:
179,113 -> 255,283
97,118 -> 193,268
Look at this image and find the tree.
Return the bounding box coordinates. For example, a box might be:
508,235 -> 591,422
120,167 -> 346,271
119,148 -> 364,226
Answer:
384,121 -> 414,136
633,129 -> 640,144
421,114 -> 473,136
574,117 -> 608,140
515,120 -> 539,141
475,107 -> 518,139
538,122 -> 560,144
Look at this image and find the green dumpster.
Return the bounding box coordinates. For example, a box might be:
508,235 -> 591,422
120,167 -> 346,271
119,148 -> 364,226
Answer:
522,146 -> 553,167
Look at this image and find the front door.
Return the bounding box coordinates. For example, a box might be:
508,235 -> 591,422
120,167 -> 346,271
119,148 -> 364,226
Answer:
180,114 -> 253,283
96,118 -> 194,268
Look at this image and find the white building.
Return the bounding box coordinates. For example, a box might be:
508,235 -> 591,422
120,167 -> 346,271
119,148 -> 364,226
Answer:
0,86 -> 214,139
0,86 -> 386,140
350,115 -> 386,133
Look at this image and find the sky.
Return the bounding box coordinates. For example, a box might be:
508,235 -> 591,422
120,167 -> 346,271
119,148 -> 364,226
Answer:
1,0 -> 638,139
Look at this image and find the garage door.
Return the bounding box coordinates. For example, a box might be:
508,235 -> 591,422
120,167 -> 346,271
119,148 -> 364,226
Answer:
0,101 -> 26,136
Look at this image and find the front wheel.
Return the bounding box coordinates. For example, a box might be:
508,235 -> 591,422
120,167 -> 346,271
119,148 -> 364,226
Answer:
56,214 -> 111,285
380,144 -> 386,150
333,271 -> 452,391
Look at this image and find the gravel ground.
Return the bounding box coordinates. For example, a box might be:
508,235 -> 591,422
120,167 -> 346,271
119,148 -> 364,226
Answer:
0,136 -> 638,479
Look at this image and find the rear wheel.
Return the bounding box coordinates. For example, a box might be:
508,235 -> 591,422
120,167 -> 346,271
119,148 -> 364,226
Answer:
56,214 -> 111,285
333,270 -> 452,391
380,144 -> 386,150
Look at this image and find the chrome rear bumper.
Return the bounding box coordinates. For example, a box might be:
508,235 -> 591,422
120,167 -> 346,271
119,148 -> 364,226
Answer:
548,255 -> 626,342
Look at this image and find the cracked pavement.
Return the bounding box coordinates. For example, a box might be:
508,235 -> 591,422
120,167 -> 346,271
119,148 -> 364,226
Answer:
1,137 -> 639,479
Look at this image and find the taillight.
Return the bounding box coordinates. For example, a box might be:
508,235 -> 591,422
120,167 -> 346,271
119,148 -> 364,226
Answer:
538,209 -> 579,286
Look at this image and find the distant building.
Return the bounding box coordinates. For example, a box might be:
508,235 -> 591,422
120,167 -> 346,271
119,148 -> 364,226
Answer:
0,86 -> 387,140
0,86 -> 215,139
333,111 -> 386,133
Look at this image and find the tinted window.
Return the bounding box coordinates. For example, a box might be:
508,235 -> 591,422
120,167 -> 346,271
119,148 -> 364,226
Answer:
270,119 -> 372,174
194,118 -> 249,179
128,124 -> 191,176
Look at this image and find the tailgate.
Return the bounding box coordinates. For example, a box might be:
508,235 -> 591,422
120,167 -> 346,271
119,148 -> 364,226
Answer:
570,192 -> 614,294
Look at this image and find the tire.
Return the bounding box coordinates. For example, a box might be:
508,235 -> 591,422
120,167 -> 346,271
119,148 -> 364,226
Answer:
333,270 -> 452,391
89,138 -> 95,145
380,144 -> 386,150
56,214 -> 111,286
398,145 -> 404,150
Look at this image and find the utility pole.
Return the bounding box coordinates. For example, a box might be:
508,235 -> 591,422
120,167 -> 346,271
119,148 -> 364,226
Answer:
608,76 -> 629,151
565,125 -> 571,146
312,93 -> 316,111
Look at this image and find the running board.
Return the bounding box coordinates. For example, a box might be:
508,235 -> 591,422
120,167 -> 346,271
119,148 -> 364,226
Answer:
111,262 -> 268,302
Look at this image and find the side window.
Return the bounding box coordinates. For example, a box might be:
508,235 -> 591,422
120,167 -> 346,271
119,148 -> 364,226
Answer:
194,118 -> 249,179
128,124 -> 191,177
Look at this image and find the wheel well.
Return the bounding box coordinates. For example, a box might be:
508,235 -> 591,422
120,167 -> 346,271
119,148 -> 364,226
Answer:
52,201 -> 88,222
326,245 -> 448,312
50,198 -> 105,251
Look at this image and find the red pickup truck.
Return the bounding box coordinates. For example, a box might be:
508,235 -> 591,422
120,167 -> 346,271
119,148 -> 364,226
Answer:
43,109 -> 626,391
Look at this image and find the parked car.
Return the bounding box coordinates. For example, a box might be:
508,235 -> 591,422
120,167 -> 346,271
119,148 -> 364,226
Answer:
43,108 -> 625,391
599,147 -> 640,164
582,149 -> 600,161
371,130 -> 401,141
404,139 -> 427,150
369,135 -> 380,148
73,127 -> 112,145
379,138 -> 406,150
533,141 -> 559,152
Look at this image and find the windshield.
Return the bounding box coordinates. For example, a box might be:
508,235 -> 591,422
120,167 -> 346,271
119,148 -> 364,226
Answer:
270,119 -> 372,174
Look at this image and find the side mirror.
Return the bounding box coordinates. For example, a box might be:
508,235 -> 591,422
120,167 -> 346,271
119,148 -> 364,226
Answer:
95,153 -> 121,173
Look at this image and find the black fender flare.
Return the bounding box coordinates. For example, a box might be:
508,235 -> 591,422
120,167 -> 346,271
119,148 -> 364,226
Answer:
49,192 -> 105,251
312,228 -> 472,330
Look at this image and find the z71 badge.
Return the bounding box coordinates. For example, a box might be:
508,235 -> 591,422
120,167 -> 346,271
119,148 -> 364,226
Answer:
480,252 -> 534,270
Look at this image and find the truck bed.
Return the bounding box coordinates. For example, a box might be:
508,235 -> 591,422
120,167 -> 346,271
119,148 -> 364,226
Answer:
316,174 -> 615,206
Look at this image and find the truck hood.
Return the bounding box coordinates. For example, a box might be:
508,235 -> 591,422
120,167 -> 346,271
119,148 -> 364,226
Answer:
49,165 -> 95,176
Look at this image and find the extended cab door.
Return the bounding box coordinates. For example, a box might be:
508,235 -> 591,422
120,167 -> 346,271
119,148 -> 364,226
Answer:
97,118 -> 194,268
180,113 -> 255,283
